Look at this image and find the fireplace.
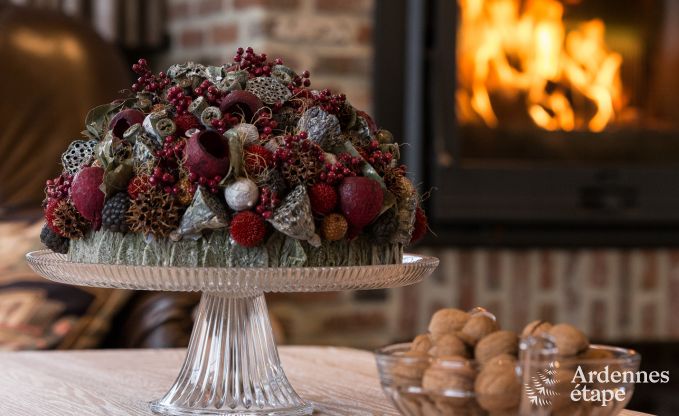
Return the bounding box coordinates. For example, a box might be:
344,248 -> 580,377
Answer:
375,0 -> 679,245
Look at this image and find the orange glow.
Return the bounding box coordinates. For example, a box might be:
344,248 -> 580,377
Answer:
456,0 -> 625,132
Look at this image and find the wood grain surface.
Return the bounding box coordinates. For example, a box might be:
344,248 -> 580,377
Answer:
0,347 -> 651,415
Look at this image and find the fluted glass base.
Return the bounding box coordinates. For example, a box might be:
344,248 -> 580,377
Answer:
150,292 -> 312,415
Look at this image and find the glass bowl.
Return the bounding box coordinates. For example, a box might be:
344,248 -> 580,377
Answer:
375,341 -> 641,416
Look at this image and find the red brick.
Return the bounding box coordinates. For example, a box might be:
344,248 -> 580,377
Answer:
313,55 -> 370,77
590,251 -> 608,289
458,250 -> 475,309
316,0 -> 372,14
169,1 -> 189,20
641,303 -> 656,338
399,284 -> 419,334
210,23 -> 238,44
234,0 -> 300,10
511,251 -> 530,330
641,250 -> 658,290
197,0 -> 225,15
539,303 -> 556,323
539,251 -> 553,289
486,250 -> 500,290
591,300 -> 607,339
322,310 -> 386,332
180,29 -> 204,47
356,22 -> 372,44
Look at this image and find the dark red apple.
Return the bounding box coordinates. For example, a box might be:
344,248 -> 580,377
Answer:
338,177 -> 384,231
183,130 -> 230,179
70,166 -> 105,229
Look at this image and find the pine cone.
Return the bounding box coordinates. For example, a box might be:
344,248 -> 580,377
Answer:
127,189 -> 182,237
367,207 -> 398,244
52,199 -> 90,239
102,193 -> 131,233
40,223 -> 69,254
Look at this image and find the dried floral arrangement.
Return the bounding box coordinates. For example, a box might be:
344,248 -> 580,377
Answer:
40,48 -> 428,267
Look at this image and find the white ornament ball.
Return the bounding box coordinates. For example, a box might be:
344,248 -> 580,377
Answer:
224,178 -> 259,211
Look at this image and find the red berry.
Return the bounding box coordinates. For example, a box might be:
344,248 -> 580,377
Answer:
308,183 -> 338,216
410,206 -> 428,244
230,211 -> 267,247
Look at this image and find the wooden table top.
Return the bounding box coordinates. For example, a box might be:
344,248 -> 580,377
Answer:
0,346 -> 652,415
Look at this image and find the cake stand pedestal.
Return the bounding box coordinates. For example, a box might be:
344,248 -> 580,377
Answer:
26,250 -> 438,416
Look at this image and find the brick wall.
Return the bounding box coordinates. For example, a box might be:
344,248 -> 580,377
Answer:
160,0 -> 679,349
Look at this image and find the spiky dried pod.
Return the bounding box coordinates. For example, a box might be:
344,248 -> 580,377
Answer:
127,189 -> 182,237
52,200 -> 90,239
383,166 -> 414,201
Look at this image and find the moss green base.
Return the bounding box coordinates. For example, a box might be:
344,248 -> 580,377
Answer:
68,230 -> 403,267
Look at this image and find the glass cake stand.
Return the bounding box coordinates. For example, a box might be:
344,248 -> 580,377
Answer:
26,250 -> 438,415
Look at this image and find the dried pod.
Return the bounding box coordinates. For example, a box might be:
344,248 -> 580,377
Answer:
171,187 -> 228,241
474,331 -> 519,365
109,108 -> 144,139
428,308 -> 470,340
61,140 -> 97,175
549,323 -> 590,356
228,123 -> 259,145
246,76 -> 292,104
461,314 -> 499,346
422,356 -> 476,394
410,333 -> 433,354
219,90 -> 263,121
184,130 -> 230,179
320,213 -> 348,241
143,110 -> 170,141
51,200 -> 90,239
188,96 -> 208,119
474,355 -> 521,412
267,185 -> 321,246
521,320 -> 553,338
297,106 -> 342,151
200,106 -> 222,128
127,189 -> 182,238
271,64 -> 297,85
428,334 -> 468,358
223,177 -> 259,211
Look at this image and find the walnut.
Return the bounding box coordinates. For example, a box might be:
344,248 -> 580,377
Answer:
452,330 -> 476,347
428,333 -> 468,358
428,308 -> 470,340
549,323 -> 589,356
474,331 -> 519,364
474,357 -> 521,412
422,355 -> 476,394
392,351 -> 429,385
461,314 -> 499,345
480,353 -> 517,374
521,320 -> 553,337
410,333 -> 433,354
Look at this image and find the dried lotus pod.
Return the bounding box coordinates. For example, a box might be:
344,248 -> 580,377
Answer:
271,64 -> 297,85
200,106 -> 222,128
246,76 -> 292,105
428,308 -> 470,340
521,320 -> 553,337
548,323 -> 589,356
61,140 -> 97,175
410,333 -> 433,354
428,333 -> 468,358
474,331 -> 519,365
142,110 -> 170,141
297,106 -> 342,151
267,185 -> 321,247
171,187 -> 228,241
188,96 -> 208,119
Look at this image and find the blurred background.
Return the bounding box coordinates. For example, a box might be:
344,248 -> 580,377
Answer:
1,0 -> 679,413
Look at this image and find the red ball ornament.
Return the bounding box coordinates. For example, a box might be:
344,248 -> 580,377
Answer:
174,113 -> 200,133
244,144 -> 273,176
308,183 -> 338,216
183,130 -> 230,179
338,177 -> 383,232
70,166 -> 105,229
410,206 -> 428,244
230,211 -> 267,247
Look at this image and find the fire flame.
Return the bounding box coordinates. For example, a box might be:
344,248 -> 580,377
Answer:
456,0 -> 625,132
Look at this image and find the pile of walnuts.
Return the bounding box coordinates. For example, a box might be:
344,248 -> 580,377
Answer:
392,307 -> 595,415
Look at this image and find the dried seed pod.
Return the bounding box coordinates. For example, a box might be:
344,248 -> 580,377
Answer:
474,331 -> 519,365
246,76 -> 292,104
320,213 -> 348,241
267,185 -> 320,246
51,200 -> 90,239
127,189 -> 182,238
200,106 -> 222,128
61,140 -> 97,175
271,64 -> 297,85
297,106 -> 342,151
189,96 -> 208,118
549,323 -> 589,356
171,187 -> 228,241
223,177 -> 259,211
428,308 -> 470,340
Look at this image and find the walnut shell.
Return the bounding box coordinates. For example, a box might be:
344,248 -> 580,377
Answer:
549,323 -> 589,356
428,308 -> 470,340
521,320 -> 553,337
480,353 -> 517,374
392,351 -> 429,385
461,314 -> 499,345
474,361 -> 521,412
474,331 -> 519,364
428,333 -> 468,358
410,333 -> 433,354
422,355 -> 476,393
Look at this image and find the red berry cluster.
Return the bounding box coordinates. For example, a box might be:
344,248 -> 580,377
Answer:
311,89 -> 346,114
167,86 -> 192,115
155,135 -> 186,162
210,112 -> 242,135
174,114 -> 200,134
320,153 -> 361,185
187,171 -> 222,195
131,58 -> 170,93
255,187 -> 280,219
194,79 -> 223,105
273,132 -> 325,165
233,47 -> 275,77
45,173 -> 73,202
363,140 -> 394,174
254,111 -> 278,140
